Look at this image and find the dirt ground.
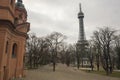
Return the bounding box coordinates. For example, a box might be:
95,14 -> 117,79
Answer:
25,64 -> 120,80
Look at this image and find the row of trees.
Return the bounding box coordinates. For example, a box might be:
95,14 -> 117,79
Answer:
25,27 -> 120,75
25,32 -> 76,71
88,27 -> 120,75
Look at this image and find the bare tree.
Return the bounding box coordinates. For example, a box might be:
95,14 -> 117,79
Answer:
88,40 -> 95,71
59,42 -> 68,64
26,33 -> 40,68
47,32 -> 66,71
91,36 -> 101,71
26,33 -> 51,68
92,27 -> 116,75
65,44 -> 76,67
114,35 -> 120,69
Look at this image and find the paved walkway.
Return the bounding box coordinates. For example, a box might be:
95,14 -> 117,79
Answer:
25,64 -> 120,80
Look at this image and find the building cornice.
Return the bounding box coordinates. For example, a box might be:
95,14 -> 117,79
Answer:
0,20 -> 28,38
16,22 -> 30,32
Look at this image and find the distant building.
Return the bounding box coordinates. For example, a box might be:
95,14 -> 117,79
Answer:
0,0 -> 30,80
76,3 -> 89,67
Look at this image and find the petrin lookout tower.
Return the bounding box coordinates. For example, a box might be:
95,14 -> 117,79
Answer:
76,3 -> 88,68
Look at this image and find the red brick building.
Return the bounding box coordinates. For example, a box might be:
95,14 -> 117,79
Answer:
0,0 -> 30,80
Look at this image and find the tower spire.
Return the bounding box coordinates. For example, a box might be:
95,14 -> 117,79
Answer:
79,3 -> 82,12
16,0 -> 25,9
17,0 -> 23,3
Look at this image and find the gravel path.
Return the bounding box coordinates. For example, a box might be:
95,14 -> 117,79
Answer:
25,64 -> 120,80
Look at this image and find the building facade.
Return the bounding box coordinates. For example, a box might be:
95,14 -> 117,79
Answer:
0,0 -> 30,80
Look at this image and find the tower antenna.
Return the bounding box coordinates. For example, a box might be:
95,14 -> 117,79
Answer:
79,3 -> 82,12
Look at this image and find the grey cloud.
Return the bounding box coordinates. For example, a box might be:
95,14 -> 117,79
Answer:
28,10 -> 55,24
24,0 -> 120,43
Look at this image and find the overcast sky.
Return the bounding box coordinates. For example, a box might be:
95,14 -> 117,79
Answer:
23,0 -> 120,43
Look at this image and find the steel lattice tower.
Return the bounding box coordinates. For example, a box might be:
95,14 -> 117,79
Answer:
76,3 -> 88,68
77,3 -> 88,45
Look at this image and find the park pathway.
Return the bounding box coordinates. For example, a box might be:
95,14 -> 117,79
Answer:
25,64 -> 120,80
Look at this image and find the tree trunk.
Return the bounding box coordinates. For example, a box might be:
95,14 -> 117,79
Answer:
53,61 -> 55,72
77,57 -> 80,69
96,54 -> 100,71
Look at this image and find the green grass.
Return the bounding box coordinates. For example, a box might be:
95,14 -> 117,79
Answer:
110,71 -> 120,78
83,70 -> 120,78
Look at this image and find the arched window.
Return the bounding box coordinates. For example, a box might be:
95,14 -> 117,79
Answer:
5,41 -> 8,53
10,0 -> 13,5
12,43 -> 17,58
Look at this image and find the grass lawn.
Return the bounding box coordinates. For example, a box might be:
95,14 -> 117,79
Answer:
84,70 -> 120,78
